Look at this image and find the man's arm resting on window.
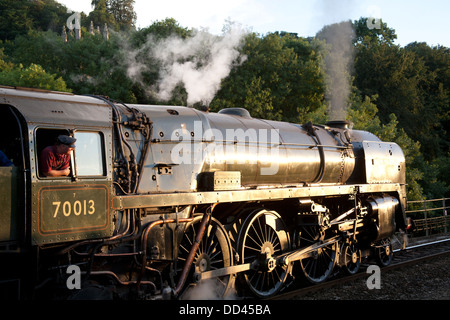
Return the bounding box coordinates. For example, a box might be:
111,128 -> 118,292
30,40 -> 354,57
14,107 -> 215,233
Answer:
42,167 -> 71,177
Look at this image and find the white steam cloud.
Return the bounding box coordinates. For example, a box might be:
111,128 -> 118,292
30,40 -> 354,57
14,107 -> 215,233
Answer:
122,25 -> 248,106
182,279 -> 237,300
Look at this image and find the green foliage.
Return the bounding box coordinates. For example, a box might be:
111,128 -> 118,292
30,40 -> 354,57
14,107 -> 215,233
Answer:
347,91 -> 424,200
352,17 -> 450,199
29,0 -> 71,33
0,0 -> 69,41
0,7 -> 448,200
88,0 -> 137,32
0,48 -> 13,71
85,0 -> 118,32
354,18 -> 397,45
132,18 -> 192,44
0,58 -> 70,92
107,0 -> 136,31
243,76 -> 278,119
0,0 -> 34,41
211,32 -> 325,123
0,0 -> 137,40
354,24 -> 449,161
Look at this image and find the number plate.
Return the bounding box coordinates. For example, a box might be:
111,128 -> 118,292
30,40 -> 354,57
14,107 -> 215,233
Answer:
37,185 -> 109,237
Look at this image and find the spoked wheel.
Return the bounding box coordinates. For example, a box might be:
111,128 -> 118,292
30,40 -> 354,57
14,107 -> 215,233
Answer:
299,225 -> 337,284
174,216 -> 234,299
237,209 -> 291,298
340,241 -> 361,275
375,238 -> 393,267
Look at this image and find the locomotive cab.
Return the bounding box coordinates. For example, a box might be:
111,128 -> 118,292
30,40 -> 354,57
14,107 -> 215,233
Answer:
0,87 -> 115,249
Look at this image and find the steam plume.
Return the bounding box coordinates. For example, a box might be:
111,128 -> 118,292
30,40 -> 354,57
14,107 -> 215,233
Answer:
122,25 -> 248,106
316,20 -> 356,120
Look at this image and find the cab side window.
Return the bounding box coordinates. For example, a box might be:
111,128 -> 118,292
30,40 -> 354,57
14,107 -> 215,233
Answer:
36,128 -> 71,178
74,131 -> 105,176
36,129 -> 105,178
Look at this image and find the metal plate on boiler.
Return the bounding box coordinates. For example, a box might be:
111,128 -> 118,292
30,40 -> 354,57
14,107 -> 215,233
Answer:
197,171 -> 241,191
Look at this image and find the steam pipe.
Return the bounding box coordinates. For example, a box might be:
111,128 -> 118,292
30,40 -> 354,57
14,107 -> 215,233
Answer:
85,95 -> 135,193
85,270 -> 157,290
57,209 -> 139,255
137,217 -> 194,288
174,211 -> 211,296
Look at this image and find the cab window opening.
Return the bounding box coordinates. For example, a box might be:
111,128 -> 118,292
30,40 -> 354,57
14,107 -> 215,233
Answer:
36,128 -> 72,178
74,131 -> 106,177
36,129 -> 106,178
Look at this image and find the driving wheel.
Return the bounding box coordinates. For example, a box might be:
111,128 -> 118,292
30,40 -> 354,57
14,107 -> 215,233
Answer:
236,209 -> 291,298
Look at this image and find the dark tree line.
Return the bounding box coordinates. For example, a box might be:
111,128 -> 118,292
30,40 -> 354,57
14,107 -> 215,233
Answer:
0,1 -> 448,201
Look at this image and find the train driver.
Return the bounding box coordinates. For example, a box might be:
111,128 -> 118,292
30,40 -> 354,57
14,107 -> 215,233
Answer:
40,135 -> 76,177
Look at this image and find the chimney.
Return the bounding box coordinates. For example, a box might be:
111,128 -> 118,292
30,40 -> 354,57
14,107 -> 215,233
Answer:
326,120 -> 352,129
102,23 -> 109,40
62,25 -> 67,42
74,27 -> 81,40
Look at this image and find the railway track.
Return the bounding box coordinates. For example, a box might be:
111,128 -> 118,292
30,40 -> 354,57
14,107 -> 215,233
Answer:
269,235 -> 450,300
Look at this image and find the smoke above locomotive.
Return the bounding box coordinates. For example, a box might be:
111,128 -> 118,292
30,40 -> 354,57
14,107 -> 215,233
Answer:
121,19 -> 356,127
316,21 -> 356,122
122,24 -> 248,106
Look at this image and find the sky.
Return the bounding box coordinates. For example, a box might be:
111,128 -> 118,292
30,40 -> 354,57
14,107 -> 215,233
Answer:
57,0 -> 450,47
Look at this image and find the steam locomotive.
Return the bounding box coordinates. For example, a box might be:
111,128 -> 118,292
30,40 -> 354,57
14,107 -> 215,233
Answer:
0,86 -> 408,299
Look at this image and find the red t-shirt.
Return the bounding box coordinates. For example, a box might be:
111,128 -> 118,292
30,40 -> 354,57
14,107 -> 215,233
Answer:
40,145 -> 70,175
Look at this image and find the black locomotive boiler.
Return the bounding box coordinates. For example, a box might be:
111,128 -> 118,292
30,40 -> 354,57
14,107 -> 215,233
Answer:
0,86 -> 408,299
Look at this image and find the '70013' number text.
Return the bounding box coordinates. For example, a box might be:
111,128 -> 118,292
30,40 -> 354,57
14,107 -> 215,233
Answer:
52,200 -> 95,218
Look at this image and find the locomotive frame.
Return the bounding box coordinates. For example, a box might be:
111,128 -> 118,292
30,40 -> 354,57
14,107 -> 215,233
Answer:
0,86 -> 408,299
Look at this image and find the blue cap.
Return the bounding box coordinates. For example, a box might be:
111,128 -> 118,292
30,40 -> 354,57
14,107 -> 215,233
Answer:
57,135 -> 76,148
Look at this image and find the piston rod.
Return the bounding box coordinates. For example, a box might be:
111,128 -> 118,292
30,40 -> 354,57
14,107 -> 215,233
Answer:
193,235 -> 343,281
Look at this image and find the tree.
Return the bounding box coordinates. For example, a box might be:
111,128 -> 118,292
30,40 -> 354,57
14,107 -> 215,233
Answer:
0,55 -> 70,92
29,0 -> 70,33
123,18 -> 195,104
353,19 -> 441,160
353,17 -> 397,46
404,42 -> 450,157
0,48 -> 14,71
108,0 -> 136,31
0,0 -> 34,40
1,28 -> 138,102
346,91 -> 424,200
132,18 -> 192,44
60,31 -> 137,102
350,17 -> 450,199
0,0 -> 71,41
211,32 -> 325,123
242,76 -> 278,119
90,0 -> 136,31
3,30 -> 66,75
86,0 -> 118,32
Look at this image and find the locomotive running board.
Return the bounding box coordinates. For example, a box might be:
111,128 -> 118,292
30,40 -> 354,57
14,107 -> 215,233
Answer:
112,183 -> 404,210
194,236 -> 342,282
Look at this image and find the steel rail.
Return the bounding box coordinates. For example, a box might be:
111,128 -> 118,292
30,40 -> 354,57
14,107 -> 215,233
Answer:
269,236 -> 450,300
393,237 -> 450,252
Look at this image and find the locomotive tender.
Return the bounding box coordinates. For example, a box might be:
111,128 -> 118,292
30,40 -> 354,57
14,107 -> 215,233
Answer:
0,86 -> 408,299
